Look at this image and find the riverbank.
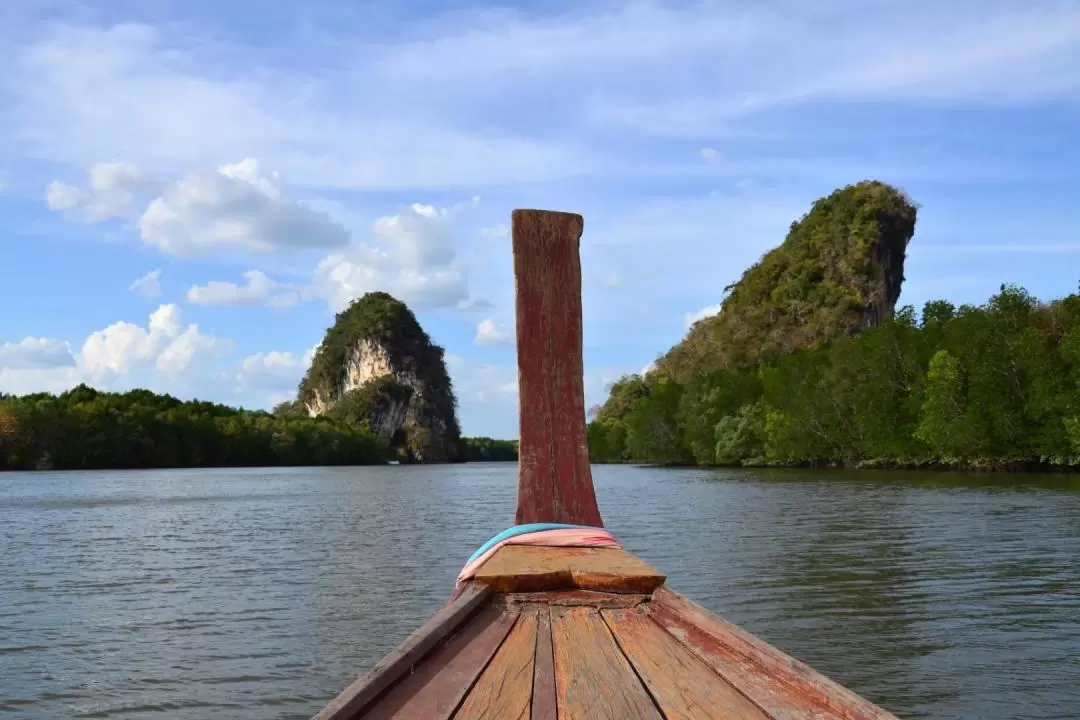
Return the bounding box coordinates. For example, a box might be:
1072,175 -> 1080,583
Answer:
605,457 -> 1080,474
589,286 -> 1080,471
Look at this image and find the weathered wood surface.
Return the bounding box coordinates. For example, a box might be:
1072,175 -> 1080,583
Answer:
531,607 -> 557,720
313,583 -> 491,720
501,589 -> 650,609
471,545 -> 665,594
512,209 -> 603,528
453,610 -> 537,720
603,608 -> 769,720
648,600 -> 837,720
551,607 -> 663,719
364,605 -> 518,720
652,587 -> 899,720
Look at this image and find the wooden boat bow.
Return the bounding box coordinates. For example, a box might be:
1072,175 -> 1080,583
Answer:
313,210 -> 901,720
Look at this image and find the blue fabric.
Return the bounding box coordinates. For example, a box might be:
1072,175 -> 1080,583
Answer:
465,523 -> 601,566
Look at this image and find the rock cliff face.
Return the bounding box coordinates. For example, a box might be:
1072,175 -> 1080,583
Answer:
298,292 -> 461,463
658,180 -> 918,382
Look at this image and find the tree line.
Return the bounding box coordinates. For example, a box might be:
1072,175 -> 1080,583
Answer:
587,285 -> 1080,470
0,385 -> 518,471
458,436 -> 519,462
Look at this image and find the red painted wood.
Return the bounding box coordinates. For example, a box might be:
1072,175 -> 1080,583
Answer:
511,209 -> 603,527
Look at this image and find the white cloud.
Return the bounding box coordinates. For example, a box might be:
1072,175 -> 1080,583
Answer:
187,270 -> 309,308
364,1 -> 1080,139
6,2 -> 1080,194
0,366 -> 83,397
0,306 -> 236,398
236,347 -> 316,391
8,4 -> 1079,197
46,180 -> 83,211
475,318 -> 512,346
700,147 -> 722,164
81,304 -> 232,378
315,200 -> 479,312
10,24 -> 585,190
577,3 -> 1080,134
83,162 -> 152,220
46,158 -> 349,257
641,361 -> 657,376
129,269 -> 162,298
137,159 -> 350,256
0,338 -> 76,370
0,321 -> 324,412
45,162 -> 154,221
685,303 -> 722,328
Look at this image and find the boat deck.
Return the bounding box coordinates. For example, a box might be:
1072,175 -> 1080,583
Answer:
315,546 -> 898,720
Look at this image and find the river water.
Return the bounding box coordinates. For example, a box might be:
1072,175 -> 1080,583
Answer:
2,464 -> 1078,719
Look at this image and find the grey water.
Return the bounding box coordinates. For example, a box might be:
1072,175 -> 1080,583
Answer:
2,464 -> 1079,719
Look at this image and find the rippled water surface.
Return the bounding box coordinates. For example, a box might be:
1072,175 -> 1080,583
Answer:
2,465 -> 1079,719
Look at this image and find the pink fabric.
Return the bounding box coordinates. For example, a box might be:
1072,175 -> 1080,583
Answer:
456,528 -> 620,583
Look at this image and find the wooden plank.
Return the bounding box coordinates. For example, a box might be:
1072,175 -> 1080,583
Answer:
652,587 -> 899,720
511,209 -> 603,527
313,583 -> 493,720
531,607 -> 557,720
551,607 -> 662,719
647,600 -> 840,720
454,610 -> 538,720
502,589 -> 650,609
363,605 -> 519,720
472,545 -> 665,594
602,608 -> 769,720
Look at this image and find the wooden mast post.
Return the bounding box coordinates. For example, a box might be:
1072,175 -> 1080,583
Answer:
511,210 -> 603,527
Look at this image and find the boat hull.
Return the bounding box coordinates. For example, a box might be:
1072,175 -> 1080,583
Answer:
314,548 -> 899,720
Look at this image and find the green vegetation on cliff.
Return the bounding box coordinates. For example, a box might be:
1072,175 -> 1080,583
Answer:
0,385 -> 386,471
591,182 -> 1080,470
327,376 -> 414,429
660,181 -> 917,381
299,292 -> 462,463
301,293 -> 448,408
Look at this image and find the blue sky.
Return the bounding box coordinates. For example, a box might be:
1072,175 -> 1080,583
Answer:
1,0 -> 1079,438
